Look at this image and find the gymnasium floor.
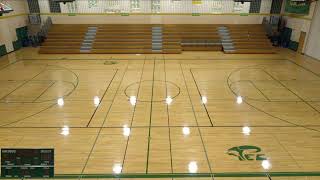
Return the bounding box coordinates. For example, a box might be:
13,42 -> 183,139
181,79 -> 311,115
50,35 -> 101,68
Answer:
0,48 -> 320,179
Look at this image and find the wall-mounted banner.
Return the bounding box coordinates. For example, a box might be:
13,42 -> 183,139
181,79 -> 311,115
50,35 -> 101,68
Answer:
192,0 -> 202,5
121,13 -> 130,16
88,0 -> 98,8
285,0 -> 310,15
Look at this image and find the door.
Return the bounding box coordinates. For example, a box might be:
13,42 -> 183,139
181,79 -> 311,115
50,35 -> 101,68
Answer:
298,31 -> 306,54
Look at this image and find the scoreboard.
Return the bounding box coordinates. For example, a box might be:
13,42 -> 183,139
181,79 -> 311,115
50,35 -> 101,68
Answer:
1,149 -> 54,178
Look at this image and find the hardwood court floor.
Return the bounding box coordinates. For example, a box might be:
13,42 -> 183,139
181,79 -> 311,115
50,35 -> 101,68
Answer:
0,48 -> 320,179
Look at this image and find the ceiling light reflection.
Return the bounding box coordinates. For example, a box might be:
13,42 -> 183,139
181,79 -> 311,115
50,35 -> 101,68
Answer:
123,125 -> 131,137
236,96 -> 243,104
94,96 -> 100,107
57,98 -> 64,106
182,127 -> 190,135
112,163 -> 122,174
166,96 -> 173,105
61,125 -> 69,136
130,96 -> 137,106
201,96 -> 208,104
262,160 -> 271,170
242,126 -> 251,135
188,161 -> 198,173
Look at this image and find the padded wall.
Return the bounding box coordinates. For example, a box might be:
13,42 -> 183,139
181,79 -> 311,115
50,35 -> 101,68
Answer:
306,2 -> 320,60
0,0 -> 29,56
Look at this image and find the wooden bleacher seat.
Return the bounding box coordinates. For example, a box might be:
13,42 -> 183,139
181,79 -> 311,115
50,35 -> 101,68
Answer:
224,24 -> 275,54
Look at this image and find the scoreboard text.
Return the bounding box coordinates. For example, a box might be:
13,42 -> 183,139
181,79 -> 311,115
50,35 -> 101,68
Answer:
1,149 -> 54,178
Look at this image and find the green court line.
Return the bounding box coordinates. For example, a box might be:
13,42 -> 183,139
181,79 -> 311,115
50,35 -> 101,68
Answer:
0,66 -> 48,101
45,172 -> 320,178
121,57 -> 146,172
21,58 -> 287,62
249,80 -> 271,101
145,58 -> 156,173
86,69 -> 119,127
78,61 -> 128,178
179,62 -> 214,180
189,68 -> 214,126
3,125 -> 320,129
32,81 -> 56,102
163,56 -> 174,176
2,172 -> 320,179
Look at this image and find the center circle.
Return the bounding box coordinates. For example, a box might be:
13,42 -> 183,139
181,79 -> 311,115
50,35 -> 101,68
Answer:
124,80 -> 180,102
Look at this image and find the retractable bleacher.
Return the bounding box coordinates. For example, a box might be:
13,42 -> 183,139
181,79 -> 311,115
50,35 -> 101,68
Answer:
222,24 -> 275,54
39,24 -> 275,54
163,25 -> 222,51
40,24 -> 87,53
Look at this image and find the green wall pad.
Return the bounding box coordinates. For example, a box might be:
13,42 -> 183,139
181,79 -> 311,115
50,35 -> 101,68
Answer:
289,41 -> 299,51
16,26 -> 28,47
271,0 -> 283,14
12,40 -> 22,51
250,0 -> 261,13
0,45 -> 7,57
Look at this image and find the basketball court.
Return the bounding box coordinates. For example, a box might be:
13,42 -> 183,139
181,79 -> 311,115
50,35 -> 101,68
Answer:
0,50 -> 319,179
0,1 -> 320,180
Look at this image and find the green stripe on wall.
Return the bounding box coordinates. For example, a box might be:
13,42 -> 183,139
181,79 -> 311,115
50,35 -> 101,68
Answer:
0,13 -> 28,19
0,44 -> 7,57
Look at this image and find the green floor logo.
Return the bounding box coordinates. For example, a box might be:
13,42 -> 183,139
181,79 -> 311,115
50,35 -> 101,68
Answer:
227,145 -> 267,161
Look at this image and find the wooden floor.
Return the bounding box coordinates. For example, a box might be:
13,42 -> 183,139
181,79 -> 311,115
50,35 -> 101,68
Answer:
0,48 -> 320,180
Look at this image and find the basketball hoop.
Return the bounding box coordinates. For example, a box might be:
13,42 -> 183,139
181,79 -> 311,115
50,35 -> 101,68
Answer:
0,0 -> 13,16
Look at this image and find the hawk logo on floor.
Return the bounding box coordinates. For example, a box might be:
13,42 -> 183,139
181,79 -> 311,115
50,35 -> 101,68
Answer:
227,145 -> 267,161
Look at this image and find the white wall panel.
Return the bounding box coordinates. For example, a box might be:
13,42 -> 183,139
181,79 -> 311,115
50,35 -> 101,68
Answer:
0,0 -> 28,52
38,0 -> 259,14
260,0 -> 272,13
305,2 -> 320,60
